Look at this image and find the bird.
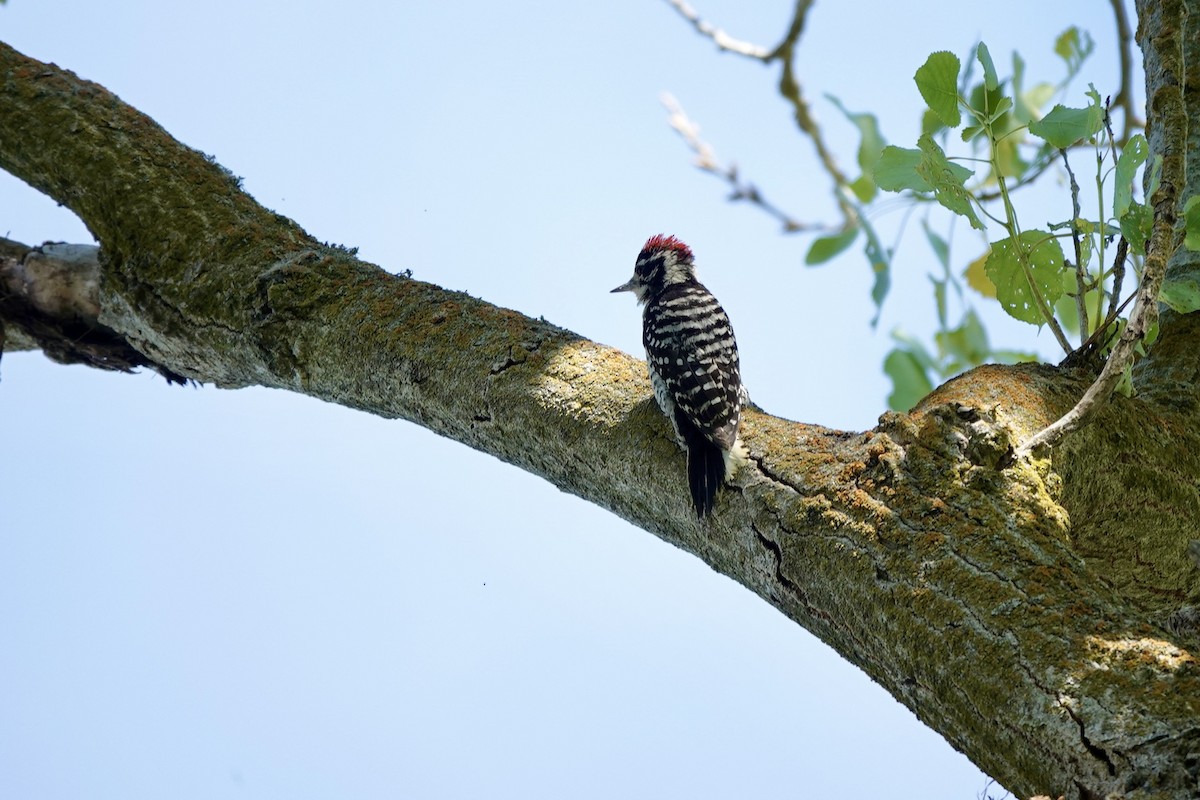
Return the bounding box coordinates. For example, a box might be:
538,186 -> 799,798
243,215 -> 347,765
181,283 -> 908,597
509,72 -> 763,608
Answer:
612,234 -> 746,518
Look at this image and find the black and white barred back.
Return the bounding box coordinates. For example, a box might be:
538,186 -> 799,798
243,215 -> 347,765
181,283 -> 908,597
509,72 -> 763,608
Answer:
611,234 -> 745,518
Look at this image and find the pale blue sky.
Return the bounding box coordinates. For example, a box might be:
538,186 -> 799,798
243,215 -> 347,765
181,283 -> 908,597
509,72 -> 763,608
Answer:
2,2 -> 1135,798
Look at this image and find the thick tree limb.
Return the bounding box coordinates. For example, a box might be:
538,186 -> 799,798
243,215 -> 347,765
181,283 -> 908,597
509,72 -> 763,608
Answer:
0,237 -> 185,380
3,40 -> 1199,800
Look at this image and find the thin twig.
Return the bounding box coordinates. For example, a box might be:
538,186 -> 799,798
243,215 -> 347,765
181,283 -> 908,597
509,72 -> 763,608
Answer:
1018,232 -> 1165,456
1060,148 -> 1089,341
1105,236 -> 1129,327
771,0 -> 857,228
662,93 -> 820,232
1017,292 -> 1155,457
974,152 -> 1057,202
1072,286 -> 1135,363
766,0 -> 815,61
663,0 -> 857,232
661,0 -> 773,60
1107,0 -> 1144,143
1102,99 -> 1122,170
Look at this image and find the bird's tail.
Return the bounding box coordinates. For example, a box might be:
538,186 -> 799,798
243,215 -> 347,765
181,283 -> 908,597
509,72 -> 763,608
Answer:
685,432 -> 727,519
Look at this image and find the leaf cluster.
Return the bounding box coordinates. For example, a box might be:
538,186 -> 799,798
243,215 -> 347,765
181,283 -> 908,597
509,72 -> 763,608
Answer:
807,31 -> 1170,410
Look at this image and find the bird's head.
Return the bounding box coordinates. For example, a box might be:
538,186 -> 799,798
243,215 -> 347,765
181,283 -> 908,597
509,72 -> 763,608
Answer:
611,234 -> 696,304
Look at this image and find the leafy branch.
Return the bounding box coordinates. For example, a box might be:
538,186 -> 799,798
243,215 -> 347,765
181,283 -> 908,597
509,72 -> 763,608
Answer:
872,38 -> 1162,409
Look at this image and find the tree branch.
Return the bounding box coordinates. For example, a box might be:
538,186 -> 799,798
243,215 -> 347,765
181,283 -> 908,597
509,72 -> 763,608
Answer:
4,40 -> 1200,800
660,0 -> 772,60
1060,149 -> 1091,343
661,93 -> 820,232
0,237 -> 184,380
1109,0 -> 1145,142
663,0 -> 858,230
769,0 -> 859,228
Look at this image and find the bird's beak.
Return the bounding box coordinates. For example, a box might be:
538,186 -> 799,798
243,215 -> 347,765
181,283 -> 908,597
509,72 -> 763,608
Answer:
611,277 -> 636,293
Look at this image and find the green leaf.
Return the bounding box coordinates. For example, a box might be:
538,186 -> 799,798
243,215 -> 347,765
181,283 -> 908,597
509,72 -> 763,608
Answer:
922,221 -> 950,269
937,309 -> 990,366
990,349 -> 1039,364
827,95 -> 887,176
931,276 -> 948,328
1016,80 -> 1055,125
891,329 -> 939,372
1077,231 -> 1094,273
995,135 -> 1030,180
976,42 -> 999,91
1119,201 -> 1153,255
1028,100 -> 1102,148
961,124 -> 984,143
920,108 -> 945,136
985,230 -> 1065,324
986,96 -> 1014,124
1054,267 -> 1102,336
1011,52 -> 1053,124
875,146 -> 932,192
915,134 -> 984,230
966,81 -> 1010,124
1054,26 -> 1094,79
1116,362 -> 1135,398
805,227 -> 859,265
860,217 -> 892,327
848,174 -> 876,203
877,137 -> 984,232
915,134 -> 973,183
964,250 -> 995,298
1114,133 -> 1149,219
915,51 -> 961,128
1184,195 -> 1200,251
1055,289 -> 1080,335
883,348 -> 935,412
827,95 -> 887,202
1160,276 -> 1200,313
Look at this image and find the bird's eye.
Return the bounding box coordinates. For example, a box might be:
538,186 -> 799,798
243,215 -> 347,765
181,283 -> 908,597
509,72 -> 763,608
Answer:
636,252 -> 663,279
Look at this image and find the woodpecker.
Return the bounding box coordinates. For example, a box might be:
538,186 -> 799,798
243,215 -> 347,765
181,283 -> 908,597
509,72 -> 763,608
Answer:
612,234 -> 746,518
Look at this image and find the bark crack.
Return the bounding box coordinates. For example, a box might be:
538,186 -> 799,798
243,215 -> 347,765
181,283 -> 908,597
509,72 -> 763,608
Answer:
751,521 -> 834,626
1061,697 -> 1118,777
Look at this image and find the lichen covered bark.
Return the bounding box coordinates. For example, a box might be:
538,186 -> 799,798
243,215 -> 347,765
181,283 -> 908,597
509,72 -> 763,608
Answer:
3,25 -> 1200,799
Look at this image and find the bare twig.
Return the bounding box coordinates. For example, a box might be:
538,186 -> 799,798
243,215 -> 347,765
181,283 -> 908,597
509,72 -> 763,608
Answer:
661,94 -> 819,232
766,0 -> 815,61
1042,289 -> 1076,355
661,0 -> 772,60
1105,236 -> 1129,327
1071,286 -> 1135,366
662,0 -> 857,231
1102,99 -> 1122,170
770,0 -> 858,228
1019,215 -> 1164,456
1060,149 -> 1090,341
1108,0 -> 1144,142
1016,261 -> 1158,458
